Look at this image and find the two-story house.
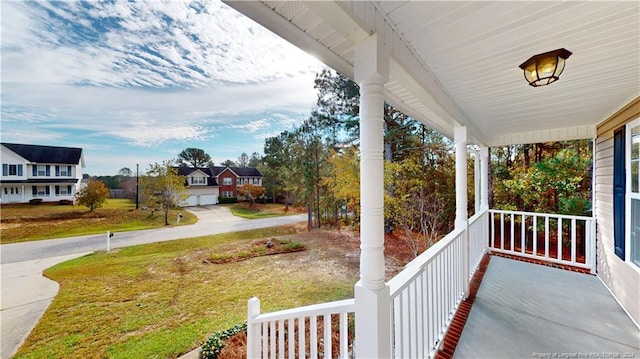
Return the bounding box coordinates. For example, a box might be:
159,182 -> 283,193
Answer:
176,165 -> 263,206
1,143 -> 84,204
175,166 -> 220,206
210,166 -> 263,199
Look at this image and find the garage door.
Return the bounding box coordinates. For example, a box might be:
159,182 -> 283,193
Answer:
200,194 -> 218,205
182,195 -> 197,207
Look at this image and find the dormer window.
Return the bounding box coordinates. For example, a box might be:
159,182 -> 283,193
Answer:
190,176 -> 206,185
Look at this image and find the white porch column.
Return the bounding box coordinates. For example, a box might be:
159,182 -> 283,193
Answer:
455,126 -> 470,299
474,150 -> 481,214
354,33 -> 391,359
455,126 -> 468,228
480,146 -> 489,210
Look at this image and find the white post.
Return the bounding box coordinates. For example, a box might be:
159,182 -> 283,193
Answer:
247,297 -> 261,359
480,146 -> 489,211
455,126 -> 470,299
473,150 -> 481,214
106,231 -> 111,252
354,33 -> 392,359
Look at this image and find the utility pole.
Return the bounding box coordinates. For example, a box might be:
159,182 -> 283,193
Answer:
136,163 -> 139,209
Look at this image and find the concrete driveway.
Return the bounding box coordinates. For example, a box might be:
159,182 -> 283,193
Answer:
184,205 -> 242,224
0,206 -> 305,359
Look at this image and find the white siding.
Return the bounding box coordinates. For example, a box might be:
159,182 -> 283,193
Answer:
595,100 -> 640,326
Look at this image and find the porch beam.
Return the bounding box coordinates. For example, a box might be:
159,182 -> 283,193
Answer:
354,33 -> 392,359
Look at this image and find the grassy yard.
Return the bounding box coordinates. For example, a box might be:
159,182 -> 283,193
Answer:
13,226 -> 360,359
0,199 -> 197,244
227,202 -> 305,219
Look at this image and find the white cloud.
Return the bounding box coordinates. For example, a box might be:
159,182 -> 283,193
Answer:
0,0 -> 326,174
1,1 -> 322,88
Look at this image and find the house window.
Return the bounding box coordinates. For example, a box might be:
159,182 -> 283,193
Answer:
221,191 -> 234,197
190,176 -> 206,185
628,119 -> 640,268
32,186 -> 50,197
253,178 -> 260,185
222,177 -> 232,186
2,164 -> 22,176
56,165 -> 70,176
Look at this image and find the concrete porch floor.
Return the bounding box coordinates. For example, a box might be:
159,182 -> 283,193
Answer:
454,256 -> 640,359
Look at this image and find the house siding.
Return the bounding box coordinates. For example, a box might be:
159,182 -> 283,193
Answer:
594,96 -> 640,325
1,144 -> 83,204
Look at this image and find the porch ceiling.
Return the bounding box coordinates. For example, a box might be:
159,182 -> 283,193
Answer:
225,1 -> 640,146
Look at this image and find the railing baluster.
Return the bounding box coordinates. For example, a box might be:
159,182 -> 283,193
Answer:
278,320 -> 285,359
298,317 -> 305,359
558,217 -> 563,261
510,212 -> 515,251
323,314 -> 331,359
339,312 -> 348,358
310,316 -> 318,358
288,319 -> 295,359
491,212 -> 495,249
500,212 -> 505,249
262,322 -> 268,359
270,320 -> 276,358
571,218 -> 577,263
520,214 -> 525,254
545,216 -> 549,258
533,215 -> 537,255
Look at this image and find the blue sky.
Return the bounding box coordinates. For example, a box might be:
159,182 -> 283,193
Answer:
1,0 -> 324,175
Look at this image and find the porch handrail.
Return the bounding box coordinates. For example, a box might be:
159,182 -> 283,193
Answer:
389,227 -> 464,293
489,208 -> 592,221
247,297 -> 355,359
488,209 -> 595,273
388,227 -> 467,358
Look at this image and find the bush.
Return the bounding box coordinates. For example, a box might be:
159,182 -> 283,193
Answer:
219,197 -> 237,204
29,198 -> 43,205
200,322 -> 247,359
59,199 -> 73,205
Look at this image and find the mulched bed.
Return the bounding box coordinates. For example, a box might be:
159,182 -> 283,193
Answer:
203,238 -> 306,264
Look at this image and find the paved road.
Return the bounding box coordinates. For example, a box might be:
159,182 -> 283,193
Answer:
1,207 -> 306,264
0,206 -> 306,359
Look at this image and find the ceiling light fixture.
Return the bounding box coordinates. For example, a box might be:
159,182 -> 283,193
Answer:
519,48 -> 572,87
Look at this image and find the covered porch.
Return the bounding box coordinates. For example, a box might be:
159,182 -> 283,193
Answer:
455,256 -> 639,358
223,1 -> 640,358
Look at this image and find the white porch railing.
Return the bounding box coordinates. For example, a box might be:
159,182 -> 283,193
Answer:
388,227 -> 467,358
468,210 -> 489,280
246,297 -> 355,358
488,209 -> 595,273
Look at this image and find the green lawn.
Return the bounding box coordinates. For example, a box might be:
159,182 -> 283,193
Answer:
227,202 -> 304,219
13,226 -> 357,359
0,199 -> 197,244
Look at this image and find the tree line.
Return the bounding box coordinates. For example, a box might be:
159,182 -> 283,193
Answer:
81,69 -> 592,256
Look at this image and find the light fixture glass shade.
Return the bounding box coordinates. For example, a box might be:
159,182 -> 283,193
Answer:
519,48 -> 572,87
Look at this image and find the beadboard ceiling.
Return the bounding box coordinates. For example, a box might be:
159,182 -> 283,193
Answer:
225,1 -> 639,146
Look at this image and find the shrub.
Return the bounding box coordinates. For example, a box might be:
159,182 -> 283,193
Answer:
59,199 -> 73,205
200,322 -> 247,359
219,197 -> 237,204
29,198 -> 43,205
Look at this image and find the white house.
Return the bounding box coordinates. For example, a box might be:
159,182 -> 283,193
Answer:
1,143 -> 84,204
222,2 -> 639,358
